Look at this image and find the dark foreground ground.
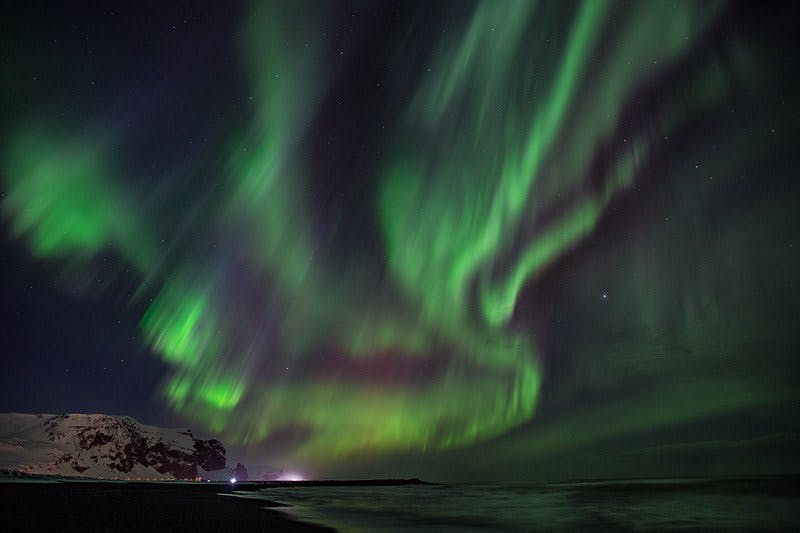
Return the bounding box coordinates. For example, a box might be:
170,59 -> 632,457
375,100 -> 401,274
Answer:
3,476 -> 798,531
0,480 -> 333,532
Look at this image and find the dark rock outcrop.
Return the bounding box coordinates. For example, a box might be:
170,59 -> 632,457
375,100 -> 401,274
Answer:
194,439 -> 227,471
230,462 -> 249,481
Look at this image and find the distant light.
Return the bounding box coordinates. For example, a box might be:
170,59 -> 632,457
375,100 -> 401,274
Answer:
230,477 -> 237,484
278,472 -> 305,482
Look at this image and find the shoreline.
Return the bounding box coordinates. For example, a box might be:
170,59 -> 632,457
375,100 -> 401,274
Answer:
3,476 -> 799,531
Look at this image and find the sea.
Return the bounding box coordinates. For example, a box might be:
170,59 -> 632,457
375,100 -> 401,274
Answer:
229,477 -> 800,532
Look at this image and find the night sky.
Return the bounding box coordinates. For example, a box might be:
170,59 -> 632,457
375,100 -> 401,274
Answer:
1,0 -> 799,481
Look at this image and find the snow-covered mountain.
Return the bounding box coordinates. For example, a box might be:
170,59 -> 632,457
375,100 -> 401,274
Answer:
0,413 -> 227,479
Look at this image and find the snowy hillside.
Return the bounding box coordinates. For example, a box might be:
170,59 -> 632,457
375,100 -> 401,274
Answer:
0,413 -> 227,479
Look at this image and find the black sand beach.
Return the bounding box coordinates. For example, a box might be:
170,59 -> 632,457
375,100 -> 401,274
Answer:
2,476 -> 800,531
0,481 -> 331,532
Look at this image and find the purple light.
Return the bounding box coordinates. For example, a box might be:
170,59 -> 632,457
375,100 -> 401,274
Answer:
277,472 -> 305,482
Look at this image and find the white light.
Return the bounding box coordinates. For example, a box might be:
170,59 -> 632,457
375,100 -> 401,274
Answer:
278,472 -> 305,482
230,477 -> 237,484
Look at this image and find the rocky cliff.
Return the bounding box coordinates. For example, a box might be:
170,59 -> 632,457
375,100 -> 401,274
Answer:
0,413 -> 226,479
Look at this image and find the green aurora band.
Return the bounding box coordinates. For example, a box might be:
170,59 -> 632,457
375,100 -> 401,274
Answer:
4,0 -> 795,472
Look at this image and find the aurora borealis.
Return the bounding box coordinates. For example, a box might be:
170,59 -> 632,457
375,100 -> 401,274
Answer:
1,0 -> 799,480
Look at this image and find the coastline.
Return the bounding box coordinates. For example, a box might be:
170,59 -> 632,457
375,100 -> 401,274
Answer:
4,476 -> 798,531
